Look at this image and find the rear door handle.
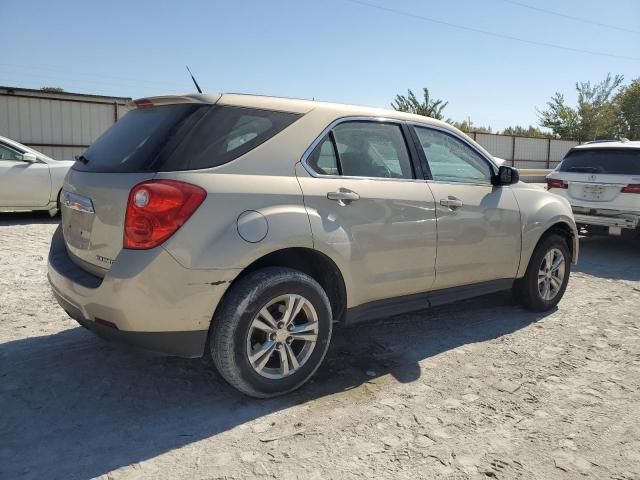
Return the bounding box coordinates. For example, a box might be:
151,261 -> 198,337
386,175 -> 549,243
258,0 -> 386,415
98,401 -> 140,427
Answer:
327,189 -> 360,203
440,197 -> 463,209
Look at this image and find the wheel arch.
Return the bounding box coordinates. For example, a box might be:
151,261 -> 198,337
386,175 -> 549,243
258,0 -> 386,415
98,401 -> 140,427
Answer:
221,247 -> 348,323
543,221 -> 578,263
518,218 -> 578,278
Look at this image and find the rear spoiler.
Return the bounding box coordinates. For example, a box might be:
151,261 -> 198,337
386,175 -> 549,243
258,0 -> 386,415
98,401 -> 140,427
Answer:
130,93 -> 221,109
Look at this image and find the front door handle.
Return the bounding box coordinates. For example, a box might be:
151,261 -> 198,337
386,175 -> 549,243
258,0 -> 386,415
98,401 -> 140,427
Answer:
327,189 -> 360,204
440,197 -> 464,209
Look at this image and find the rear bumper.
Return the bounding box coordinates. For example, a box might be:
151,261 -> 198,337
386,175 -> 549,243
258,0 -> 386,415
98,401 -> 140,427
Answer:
53,287 -> 208,356
48,225 -> 238,357
574,213 -> 639,230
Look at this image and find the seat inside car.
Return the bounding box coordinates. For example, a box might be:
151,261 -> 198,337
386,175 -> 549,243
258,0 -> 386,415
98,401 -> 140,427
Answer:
340,150 -> 390,178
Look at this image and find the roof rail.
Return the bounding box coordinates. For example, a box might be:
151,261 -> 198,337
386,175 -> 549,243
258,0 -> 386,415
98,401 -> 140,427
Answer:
583,138 -> 629,144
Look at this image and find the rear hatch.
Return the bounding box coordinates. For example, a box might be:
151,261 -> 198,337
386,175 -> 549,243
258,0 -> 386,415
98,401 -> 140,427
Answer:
553,147 -> 640,209
61,94 -> 303,276
61,99 -> 216,276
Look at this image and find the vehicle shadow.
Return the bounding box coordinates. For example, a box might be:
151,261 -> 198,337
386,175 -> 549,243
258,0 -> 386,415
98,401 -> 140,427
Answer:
0,211 -> 59,226
574,235 -> 640,281
1,292 -> 549,479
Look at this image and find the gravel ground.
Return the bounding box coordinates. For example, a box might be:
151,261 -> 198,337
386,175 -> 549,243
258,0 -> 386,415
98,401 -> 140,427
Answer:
1,212 -> 639,480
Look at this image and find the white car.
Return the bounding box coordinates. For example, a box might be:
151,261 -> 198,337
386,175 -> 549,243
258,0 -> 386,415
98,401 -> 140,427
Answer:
0,136 -> 74,216
546,140 -> 640,236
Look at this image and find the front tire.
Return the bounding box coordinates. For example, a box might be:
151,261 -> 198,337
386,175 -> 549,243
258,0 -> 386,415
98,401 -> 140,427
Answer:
209,267 -> 333,398
513,233 -> 571,311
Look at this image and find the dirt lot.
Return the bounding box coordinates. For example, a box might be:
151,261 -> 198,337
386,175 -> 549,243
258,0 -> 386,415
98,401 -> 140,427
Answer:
1,212 -> 639,480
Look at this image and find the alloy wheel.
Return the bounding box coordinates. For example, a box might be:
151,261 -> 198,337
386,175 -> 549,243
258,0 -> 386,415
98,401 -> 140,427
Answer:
538,248 -> 566,301
246,294 -> 319,379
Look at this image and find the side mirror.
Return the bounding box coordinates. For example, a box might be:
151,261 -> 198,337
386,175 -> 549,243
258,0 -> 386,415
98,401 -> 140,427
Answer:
21,152 -> 38,163
492,165 -> 520,186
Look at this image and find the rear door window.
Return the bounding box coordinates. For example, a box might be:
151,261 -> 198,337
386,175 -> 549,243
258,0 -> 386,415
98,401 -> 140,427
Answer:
559,148 -> 640,175
74,104 -> 301,173
333,122 -> 414,179
307,122 -> 414,179
307,136 -> 340,175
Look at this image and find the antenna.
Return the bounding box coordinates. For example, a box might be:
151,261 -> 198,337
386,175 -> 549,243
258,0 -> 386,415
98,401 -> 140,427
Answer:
186,65 -> 203,94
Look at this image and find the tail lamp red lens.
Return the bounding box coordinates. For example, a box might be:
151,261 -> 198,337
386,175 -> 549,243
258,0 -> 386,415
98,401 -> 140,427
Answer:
546,178 -> 567,190
124,180 -> 206,249
621,184 -> 640,194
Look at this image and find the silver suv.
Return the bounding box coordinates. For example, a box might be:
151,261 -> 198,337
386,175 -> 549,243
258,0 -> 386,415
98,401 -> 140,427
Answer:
48,93 -> 578,397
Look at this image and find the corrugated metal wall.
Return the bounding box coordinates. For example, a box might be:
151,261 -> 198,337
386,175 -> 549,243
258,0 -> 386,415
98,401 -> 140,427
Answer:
549,139 -> 578,164
0,87 -> 130,160
470,132 -> 579,169
475,133 -> 512,160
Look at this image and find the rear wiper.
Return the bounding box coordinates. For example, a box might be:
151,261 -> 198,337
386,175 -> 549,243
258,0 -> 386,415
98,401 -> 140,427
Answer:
75,154 -> 90,164
567,166 -> 599,173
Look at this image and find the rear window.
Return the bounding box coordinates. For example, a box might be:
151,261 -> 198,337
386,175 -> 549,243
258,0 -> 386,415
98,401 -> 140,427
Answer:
559,148 -> 640,175
73,104 -> 301,173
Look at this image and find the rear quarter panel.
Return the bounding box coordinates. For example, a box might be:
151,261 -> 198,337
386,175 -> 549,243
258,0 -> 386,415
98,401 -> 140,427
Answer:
156,172 -> 313,270
156,109 -> 346,271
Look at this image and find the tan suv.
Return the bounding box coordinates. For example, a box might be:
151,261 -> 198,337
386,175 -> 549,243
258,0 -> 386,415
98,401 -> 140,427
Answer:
48,93 -> 578,397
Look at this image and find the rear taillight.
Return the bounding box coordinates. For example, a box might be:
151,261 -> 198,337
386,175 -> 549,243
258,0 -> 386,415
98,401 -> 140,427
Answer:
124,180 -> 206,249
621,184 -> 640,194
547,178 -> 568,190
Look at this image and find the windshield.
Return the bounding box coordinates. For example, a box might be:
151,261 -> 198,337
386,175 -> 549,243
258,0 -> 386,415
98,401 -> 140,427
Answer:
559,148 -> 640,175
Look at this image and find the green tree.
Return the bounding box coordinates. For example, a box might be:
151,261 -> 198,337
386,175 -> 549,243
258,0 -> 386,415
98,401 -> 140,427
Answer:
501,125 -> 550,138
616,78 -> 640,140
450,119 -> 492,134
40,86 -> 65,93
391,87 -> 448,120
538,74 -> 624,141
538,92 -> 581,139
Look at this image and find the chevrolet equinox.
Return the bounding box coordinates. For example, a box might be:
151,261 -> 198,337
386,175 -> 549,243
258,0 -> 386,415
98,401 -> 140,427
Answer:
48,93 -> 578,397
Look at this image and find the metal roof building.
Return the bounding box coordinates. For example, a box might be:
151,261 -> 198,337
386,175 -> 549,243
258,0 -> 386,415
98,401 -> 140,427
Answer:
0,86 -> 131,160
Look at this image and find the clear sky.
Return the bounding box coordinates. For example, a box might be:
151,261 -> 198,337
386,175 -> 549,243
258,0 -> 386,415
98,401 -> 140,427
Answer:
1,0 -> 638,130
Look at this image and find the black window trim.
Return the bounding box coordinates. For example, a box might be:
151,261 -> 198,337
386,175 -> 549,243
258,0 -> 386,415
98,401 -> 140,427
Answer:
409,122 -> 500,186
301,116 -> 424,182
328,130 -> 343,176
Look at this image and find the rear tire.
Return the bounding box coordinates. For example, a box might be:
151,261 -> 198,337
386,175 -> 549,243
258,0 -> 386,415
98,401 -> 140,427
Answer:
513,233 -> 571,311
209,267 -> 332,398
